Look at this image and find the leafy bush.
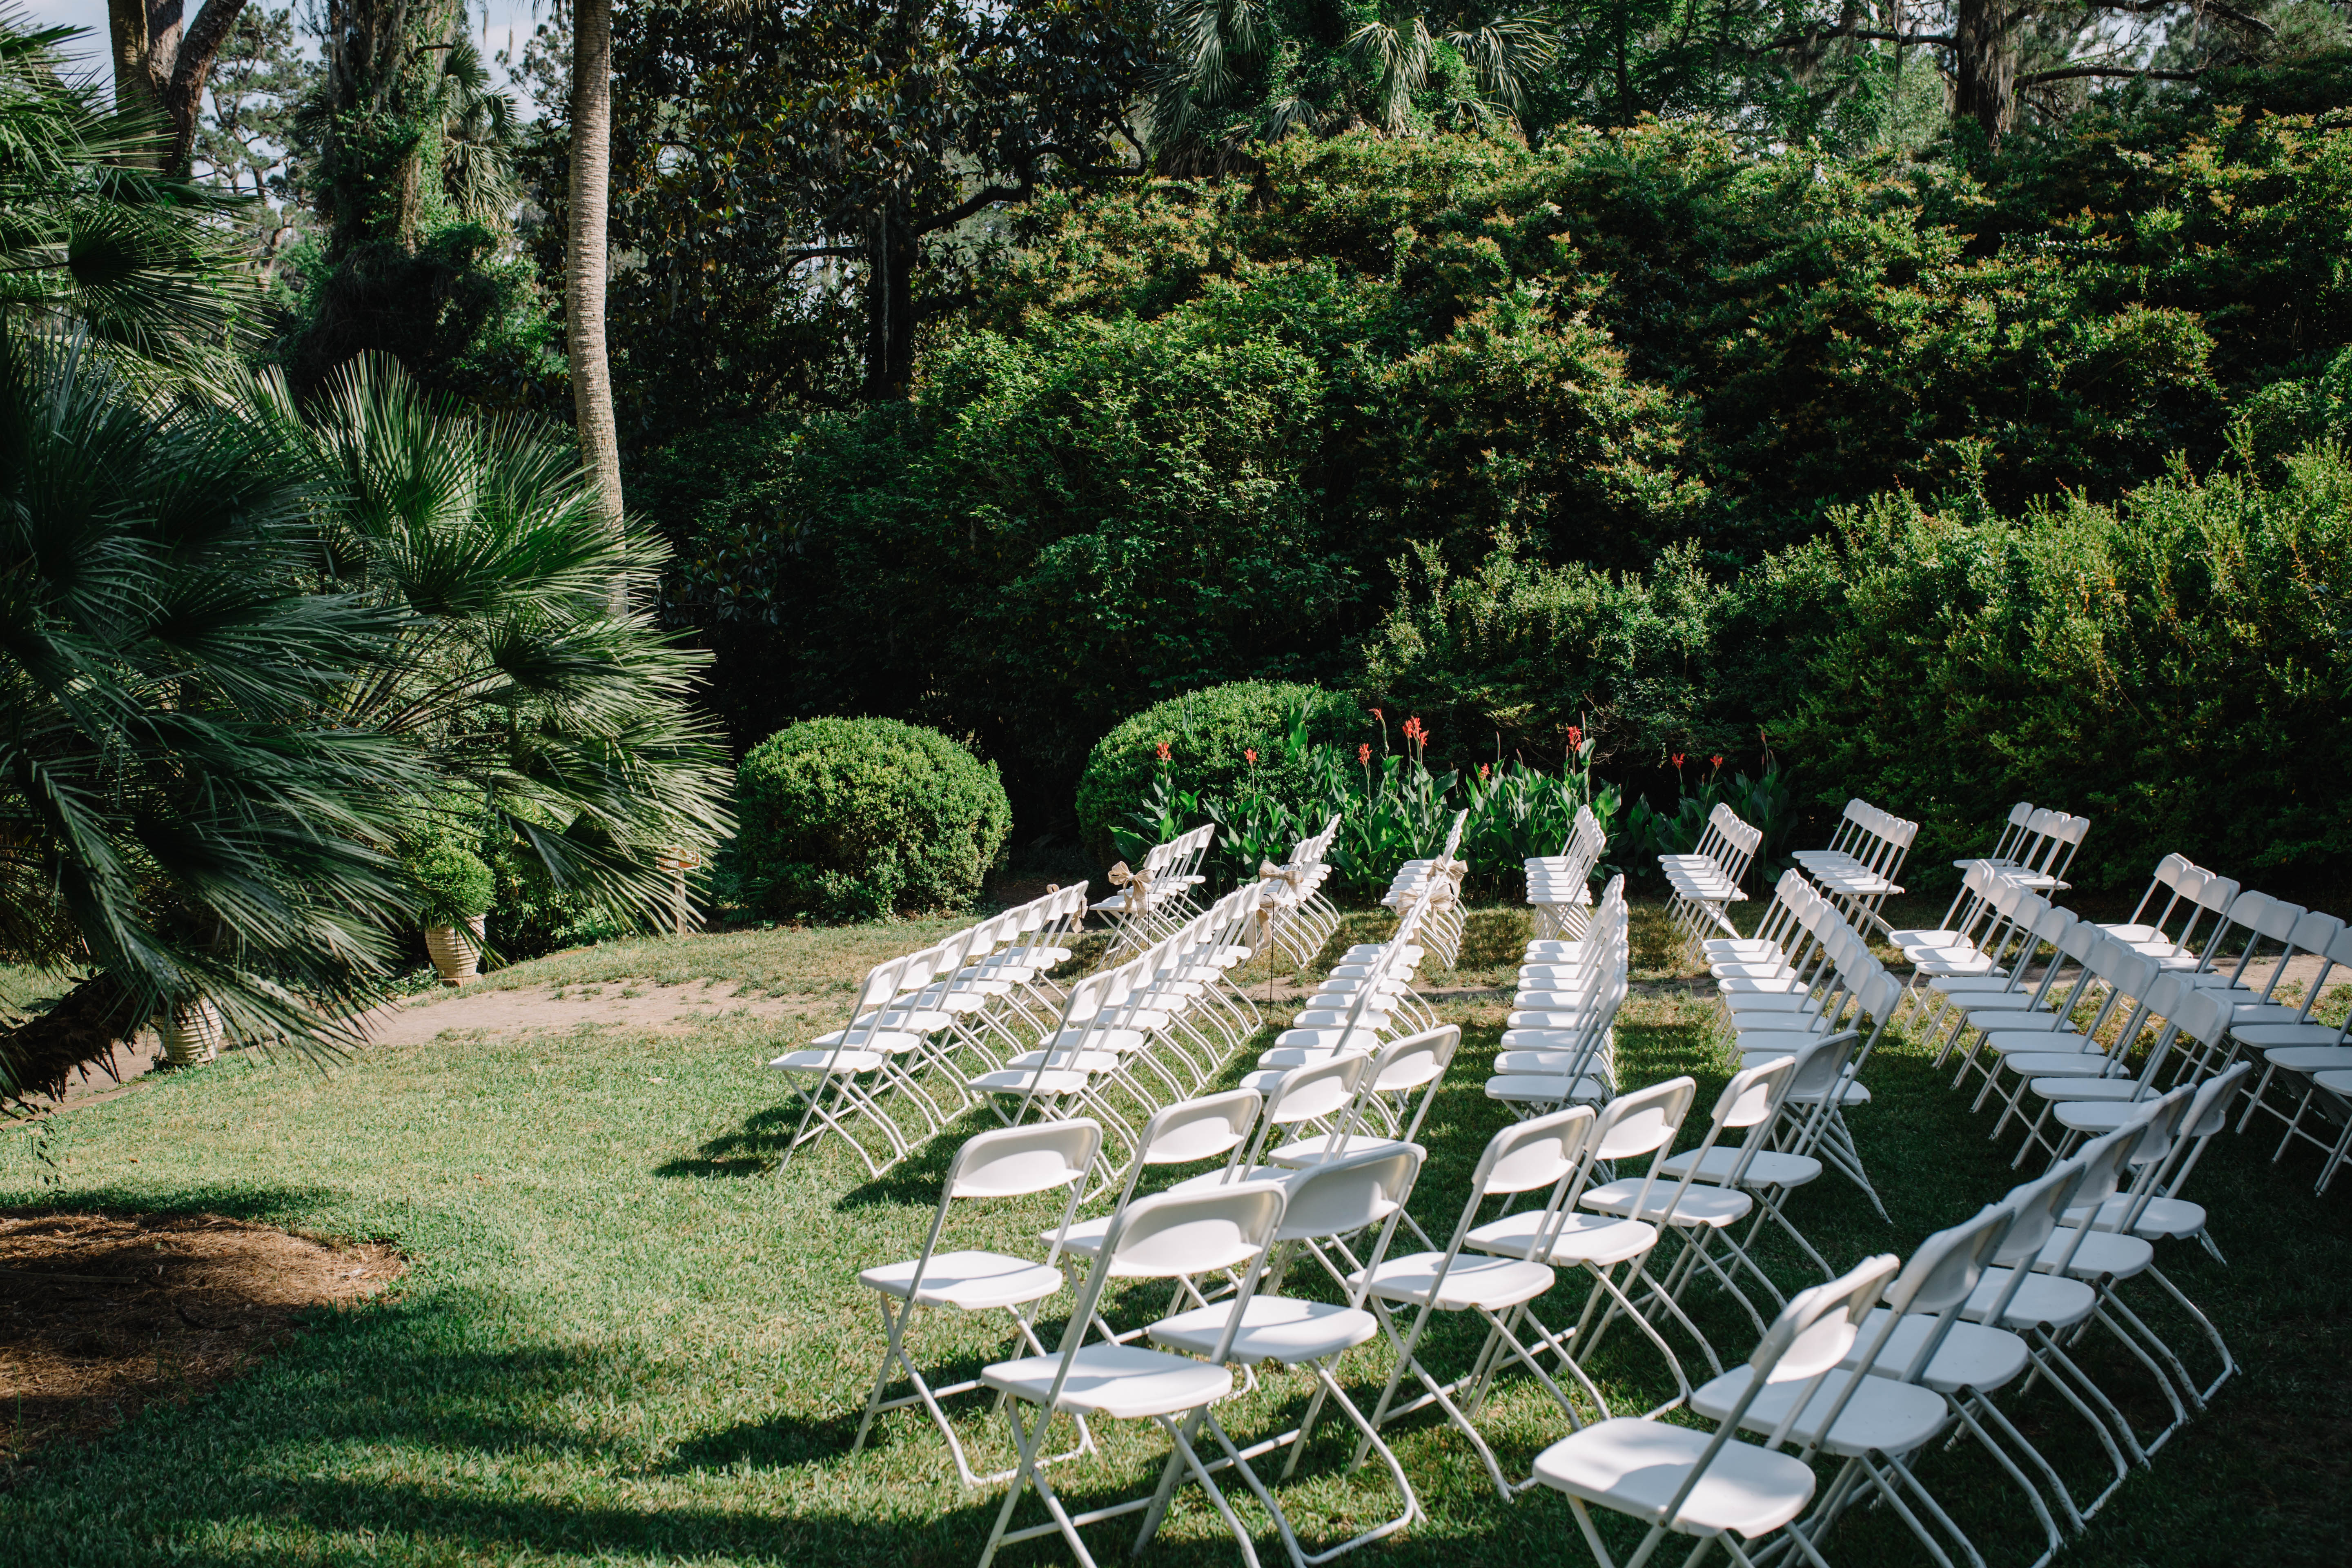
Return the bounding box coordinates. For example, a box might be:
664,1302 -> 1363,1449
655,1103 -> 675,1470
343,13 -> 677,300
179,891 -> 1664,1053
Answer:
729,717 -> 1012,922
658,109 -> 2352,825
1076,682 -> 1368,867
1784,444 -> 2352,891
404,842 -> 495,926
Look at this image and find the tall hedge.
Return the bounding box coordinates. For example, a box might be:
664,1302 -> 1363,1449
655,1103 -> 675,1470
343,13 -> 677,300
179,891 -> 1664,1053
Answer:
1358,444 -> 2352,891
730,717 -> 1011,922
1075,682 -> 1368,867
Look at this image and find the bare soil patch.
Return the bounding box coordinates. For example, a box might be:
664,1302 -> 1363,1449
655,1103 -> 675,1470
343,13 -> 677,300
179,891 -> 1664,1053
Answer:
355,977 -> 812,1048
0,1211 -> 403,1466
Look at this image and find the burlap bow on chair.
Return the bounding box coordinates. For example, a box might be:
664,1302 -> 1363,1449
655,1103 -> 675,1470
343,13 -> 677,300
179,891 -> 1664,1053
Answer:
1107,860 -> 1152,915
1425,855 -> 1469,911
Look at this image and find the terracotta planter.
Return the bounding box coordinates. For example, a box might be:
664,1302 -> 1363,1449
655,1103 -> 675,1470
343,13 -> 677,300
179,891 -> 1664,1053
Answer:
425,915 -> 487,985
159,999 -> 223,1066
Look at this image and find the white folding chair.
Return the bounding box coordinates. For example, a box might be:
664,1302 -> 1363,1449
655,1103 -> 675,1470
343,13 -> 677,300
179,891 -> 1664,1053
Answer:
852,1118 -> 1103,1486
1139,1145 -> 1430,1568
1526,1254 -> 1900,1568
975,1181 -> 1290,1568
1351,1105 -> 1602,1500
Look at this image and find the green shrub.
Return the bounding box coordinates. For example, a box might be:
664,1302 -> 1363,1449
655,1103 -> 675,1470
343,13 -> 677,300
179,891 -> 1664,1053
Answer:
1784,443 -> 2352,891
1075,682 -> 1368,868
405,842 -> 494,927
730,717 -> 1011,922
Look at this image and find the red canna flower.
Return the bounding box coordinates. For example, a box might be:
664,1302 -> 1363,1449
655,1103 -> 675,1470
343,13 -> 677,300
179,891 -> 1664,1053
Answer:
1671,753 -> 1686,769
1566,725 -> 1583,751
1244,748 -> 1258,764
1155,741 -> 1171,762
1479,762 -> 1491,781
1710,755 -> 1724,770
1358,743 -> 1372,764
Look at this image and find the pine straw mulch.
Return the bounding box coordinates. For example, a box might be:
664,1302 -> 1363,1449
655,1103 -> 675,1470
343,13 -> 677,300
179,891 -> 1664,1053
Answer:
0,1209 -> 403,1470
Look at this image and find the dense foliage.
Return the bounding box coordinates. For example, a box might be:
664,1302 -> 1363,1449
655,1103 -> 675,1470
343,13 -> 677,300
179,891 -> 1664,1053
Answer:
1364,442 -> 2352,889
660,97 -> 2352,835
728,717 -> 1013,922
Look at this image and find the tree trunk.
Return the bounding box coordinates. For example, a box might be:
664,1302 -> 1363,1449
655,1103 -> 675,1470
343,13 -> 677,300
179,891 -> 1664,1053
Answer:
860,201 -> 920,400
108,0 -> 249,172
0,976 -> 141,1108
567,0 -> 627,575
1953,0 -> 2018,145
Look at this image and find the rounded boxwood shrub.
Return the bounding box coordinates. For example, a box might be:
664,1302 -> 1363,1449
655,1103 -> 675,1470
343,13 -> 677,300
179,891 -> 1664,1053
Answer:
1076,682 -> 1368,868
405,841 -> 494,927
731,716 -> 1011,922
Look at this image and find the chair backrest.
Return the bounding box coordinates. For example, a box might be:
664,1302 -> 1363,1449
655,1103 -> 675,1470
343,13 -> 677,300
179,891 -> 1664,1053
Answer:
1276,1144 -> 1425,1242
949,1119 -> 1104,1198
1247,1054 -> 1373,1163
1138,1090 -> 1262,1167
2121,1061 -> 2251,1218
839,953 -> 915,1053
1840,1201 -> 2014,1401
1758,1255 -> 1901,1383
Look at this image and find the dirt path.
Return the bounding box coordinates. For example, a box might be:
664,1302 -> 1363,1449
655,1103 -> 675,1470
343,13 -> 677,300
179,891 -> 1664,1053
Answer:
352,978 -> 812,1048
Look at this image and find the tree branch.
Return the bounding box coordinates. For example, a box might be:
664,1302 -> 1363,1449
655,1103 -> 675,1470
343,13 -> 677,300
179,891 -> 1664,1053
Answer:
2016,64 -> 2202,86
163,0 -> 252,173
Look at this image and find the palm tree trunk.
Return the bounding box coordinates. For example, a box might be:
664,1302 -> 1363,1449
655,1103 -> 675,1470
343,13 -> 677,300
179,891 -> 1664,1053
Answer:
567,0 -> 626,576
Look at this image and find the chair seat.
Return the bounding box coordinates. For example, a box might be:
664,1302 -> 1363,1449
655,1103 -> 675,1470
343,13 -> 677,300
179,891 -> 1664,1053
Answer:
1842,1309 -> 2031,1395
1692,1366 -> 1949,1460
2033,1226 -> 2153,1281
982,1343 -> 1235,1418
768,1048 -> 888,1074
1485,1073 -> 1612,1107
1148,1297 -> 1378,1367
2235,1024 -> 2351,1051
1354,1250 -> 1555,1310
2026,1075 -> 2145,1102
973,1068 -> 1093,1096
1657,1146 -> 1822,1190
1499,1027 -> 1604,1051
1004,1049 -> 1122,1074
1964,1267 -> 2095,1332
1040,1214 -> 1114,1257
1998,1051 -> 2118,1078
1580,1178 -> 1753,1229
1274,1027 -> 1386,1052
1468,1209 -> 1656,1267
1532,1417 -> 1816,1538
817,1016 -> 950,1043
1166,1165 -> 1290,1195
1267,1134 -> 1414,1168
2067,1194 -> 2206,1241
2260,1045 -> 2352,1073
860,1250 -> 1063,1310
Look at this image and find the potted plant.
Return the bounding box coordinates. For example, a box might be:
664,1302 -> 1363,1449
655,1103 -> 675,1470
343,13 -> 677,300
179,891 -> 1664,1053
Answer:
158,997 -> 223,1065
409,841 -> 496,985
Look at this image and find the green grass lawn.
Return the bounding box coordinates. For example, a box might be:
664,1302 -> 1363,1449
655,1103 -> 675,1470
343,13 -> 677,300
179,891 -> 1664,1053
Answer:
2,905 -> 2347,1566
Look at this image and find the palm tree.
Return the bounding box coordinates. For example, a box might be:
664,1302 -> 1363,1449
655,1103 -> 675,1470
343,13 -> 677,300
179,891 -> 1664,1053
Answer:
568,0 -> 624,558
234,351 -> 734,927
0,16 -> 252,367
0,334 -> 427,1103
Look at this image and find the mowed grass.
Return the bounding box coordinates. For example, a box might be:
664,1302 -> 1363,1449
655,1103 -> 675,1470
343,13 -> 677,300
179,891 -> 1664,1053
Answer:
1,904 -> 2348,1567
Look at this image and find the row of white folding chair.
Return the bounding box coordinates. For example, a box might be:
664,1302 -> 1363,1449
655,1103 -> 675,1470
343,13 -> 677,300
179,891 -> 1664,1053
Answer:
982,883 -> 1273,1170
1527,804 -> 1607,940
1951,802 -> 2092,896
1792,797 -> 1919,930
1485,877 -> 1630,1116
1379,811 -> 1471,969
1256,816 -> 1343,969
2101,852 -> 2240,974
767,885 -> 1099,1177
1660,802 -> 1763,961
1709,891 -> 1902,1221
1096,822 -> 1218,955
1528,1082 -> 2241,1568
1250,898 -> 1436,1089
